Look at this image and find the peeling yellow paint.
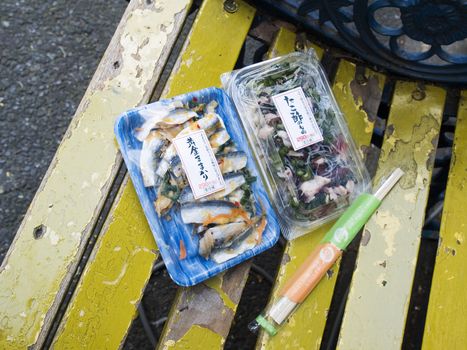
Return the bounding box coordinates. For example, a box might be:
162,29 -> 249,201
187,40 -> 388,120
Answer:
334,81 -> 344,90
454,232 -> 464,244
48,229 -> 61,246
204,276 -> 235,310
161,325 -> 223,350
52,180 -> 157,349
378,113 -> 440,191
267,27 -> 296,60
258,57 -> 378,350
374,210 -> 401,257
53,1 -> 254,349
376,272 -> 387,286
338,82 -> 445,350
404,192 -> 417,203
0,1 -> 193,349
332,61 -> 385,158
162,0 -> 255,98
423,91 -> 467,350
164,339 -> 176,348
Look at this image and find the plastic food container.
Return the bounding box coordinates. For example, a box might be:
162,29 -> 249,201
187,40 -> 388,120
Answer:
115,87 -> 280,286
222,51 -> 370,239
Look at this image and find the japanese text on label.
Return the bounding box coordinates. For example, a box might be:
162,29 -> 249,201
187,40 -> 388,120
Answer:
173,129 -> 225,199
271,87 -> 323,150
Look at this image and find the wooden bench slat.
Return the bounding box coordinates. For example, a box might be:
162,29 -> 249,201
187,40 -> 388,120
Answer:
158,23 -> 294,350
51,0 -> 255,348
307,42 -> 324,61
423,91 -> 467,349
160,0 -> 254,97
268,27 -> 323,61
0,1 -> 191,348
256,60 -> 384,349
51,178 -> 158,349
267,27 -> 296,60
338,82 -> 445,349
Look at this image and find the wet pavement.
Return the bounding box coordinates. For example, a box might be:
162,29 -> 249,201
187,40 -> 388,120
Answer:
0,0 -> 128,262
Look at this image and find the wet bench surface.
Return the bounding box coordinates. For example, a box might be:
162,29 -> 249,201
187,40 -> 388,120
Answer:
0,1 -> 466,349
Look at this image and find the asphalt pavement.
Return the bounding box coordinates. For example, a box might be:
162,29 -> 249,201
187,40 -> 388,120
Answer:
0,0 -> 128,261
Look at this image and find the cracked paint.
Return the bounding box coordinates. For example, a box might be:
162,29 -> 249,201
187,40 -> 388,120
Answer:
155,1 -> 257,349
424,92 -> 467,349
258,56 -> 378,350
162,325 -> 223,350
379,114 -> 440,190
162,285 -> 234,344
0,1 -> 190,349
52,179 -> 158,349
373,210 -> 400,257
349,74 -> 382,134
204,275 -> 235,310
338,82 -> 445,350
332,61 -> 384,156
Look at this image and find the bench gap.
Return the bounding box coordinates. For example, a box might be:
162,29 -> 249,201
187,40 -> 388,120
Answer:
119,5 -> 201,348
225,244 -> 285,349
320,74 -> 397,350
42,159 -> 128,349
225,43 -> 343,349
224,21 -> 290,348
402,87 -> 461,350
124,258 -> 179,349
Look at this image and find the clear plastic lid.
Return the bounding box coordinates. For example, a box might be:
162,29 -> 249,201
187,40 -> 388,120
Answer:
114,88 -> 280,286
222,51 -> 370,239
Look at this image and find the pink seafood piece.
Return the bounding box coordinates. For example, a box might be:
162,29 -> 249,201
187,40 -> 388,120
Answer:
300,176 -> 331,203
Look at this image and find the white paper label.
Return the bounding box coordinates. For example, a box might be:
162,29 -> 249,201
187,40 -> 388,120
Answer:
173,129 -> 225,199
271,87 -> 323,150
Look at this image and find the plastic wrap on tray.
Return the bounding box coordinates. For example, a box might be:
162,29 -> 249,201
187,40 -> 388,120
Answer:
115,87 -> 279,286
222,51 -> 370,239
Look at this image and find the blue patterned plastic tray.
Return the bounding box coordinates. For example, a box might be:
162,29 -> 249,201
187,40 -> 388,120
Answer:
114,87 -> 280,286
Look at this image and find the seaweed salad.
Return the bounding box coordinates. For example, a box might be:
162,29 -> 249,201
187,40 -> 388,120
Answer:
224,51 -> 369,239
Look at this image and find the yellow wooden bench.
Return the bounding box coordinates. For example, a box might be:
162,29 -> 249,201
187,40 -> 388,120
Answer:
1,1 -> 465,349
